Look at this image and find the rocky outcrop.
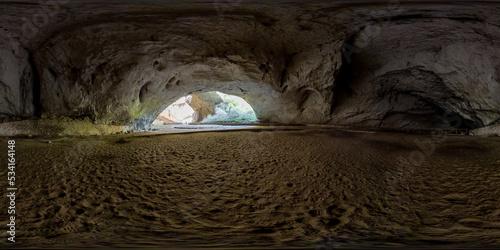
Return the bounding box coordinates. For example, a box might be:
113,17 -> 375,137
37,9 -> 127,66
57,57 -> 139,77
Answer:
471,123 -> 500,136
0,1 -> 498,135
157,97 -> 194,123
188,92 -> 223,122
154,116 -> 175,125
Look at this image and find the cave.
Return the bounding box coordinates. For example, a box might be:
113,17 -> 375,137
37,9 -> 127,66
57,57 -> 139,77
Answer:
0,0 -> 499,248
152,91 -> 258,126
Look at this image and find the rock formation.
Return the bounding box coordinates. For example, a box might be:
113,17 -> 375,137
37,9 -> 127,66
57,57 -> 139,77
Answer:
0,29 -> 34,119
156,96 -> 195,124
188,92 -> 223,122
0,1 -> 498,135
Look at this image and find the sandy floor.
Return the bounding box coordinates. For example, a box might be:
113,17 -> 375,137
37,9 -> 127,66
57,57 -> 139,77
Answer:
1,128 -> 499,248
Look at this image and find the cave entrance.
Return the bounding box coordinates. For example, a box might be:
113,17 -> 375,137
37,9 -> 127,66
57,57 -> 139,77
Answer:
153,91 -> 258,125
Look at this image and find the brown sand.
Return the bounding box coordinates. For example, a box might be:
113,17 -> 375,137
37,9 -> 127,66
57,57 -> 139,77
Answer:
1,128 -> 499,248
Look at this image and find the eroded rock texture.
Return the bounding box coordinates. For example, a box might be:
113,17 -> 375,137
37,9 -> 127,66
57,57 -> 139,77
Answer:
0,1 -> 498,133
188,92 -> 223,122
0,30 -> 34,118
332,17 -> 500,129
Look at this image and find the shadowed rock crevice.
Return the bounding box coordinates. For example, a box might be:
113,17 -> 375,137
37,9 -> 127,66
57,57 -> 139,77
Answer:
28,52 -> 42,117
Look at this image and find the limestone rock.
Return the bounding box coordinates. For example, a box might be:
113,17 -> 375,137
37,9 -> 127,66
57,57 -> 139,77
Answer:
188,92 -> 223,122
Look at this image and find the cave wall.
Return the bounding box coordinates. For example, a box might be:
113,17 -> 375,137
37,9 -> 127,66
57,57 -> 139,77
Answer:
0,1 -> 498,134
331,18 -> 500,129
31,15 -> 331,128
0,29 -> 34,119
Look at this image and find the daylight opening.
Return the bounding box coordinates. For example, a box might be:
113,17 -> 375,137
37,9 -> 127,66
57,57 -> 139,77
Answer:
153,91 -> 258,125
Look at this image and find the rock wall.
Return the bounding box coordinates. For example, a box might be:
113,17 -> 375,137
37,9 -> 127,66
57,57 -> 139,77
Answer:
0,29 -> 34,119
0,117 -> 130,137
0,1 -> 498,135
331,17 -> 500,129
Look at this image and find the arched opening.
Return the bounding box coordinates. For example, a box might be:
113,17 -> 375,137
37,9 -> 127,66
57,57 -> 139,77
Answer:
152,91 -> 258,125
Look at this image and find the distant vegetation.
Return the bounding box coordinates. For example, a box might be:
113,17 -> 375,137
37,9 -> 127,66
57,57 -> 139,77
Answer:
201,92 -> 258,123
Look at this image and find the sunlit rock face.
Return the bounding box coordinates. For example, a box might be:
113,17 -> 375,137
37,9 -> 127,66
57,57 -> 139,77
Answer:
157,96 -> 195,124
0,1 -> 499,133
188,92 -> 223,122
